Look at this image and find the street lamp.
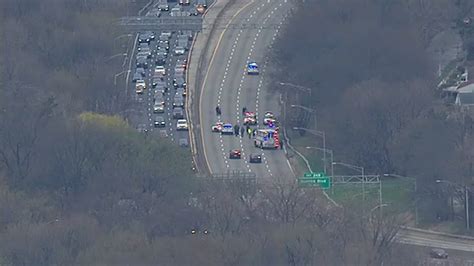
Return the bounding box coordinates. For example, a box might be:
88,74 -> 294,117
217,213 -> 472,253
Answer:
115,70 -> 130,86
278,82 -> 312,93
293,127 -> 326,173
384,173 -> 418,226
114,34 -> 133,49
435,179 -> 471,230
106,53 -> 127,62
290,104 -> 317,129
306,146 -> 334,194
332,161 -> 366,201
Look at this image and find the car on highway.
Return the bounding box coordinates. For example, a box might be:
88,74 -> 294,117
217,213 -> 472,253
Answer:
249,153 -> 262,163
173,77 -> 186,88
221,123 -> 233,135
140,47 -> 152,57
174,46 -> 186,55
154,88 -> 166,98
173,99 -> 184,108
211,122 -> 223,132
136,57 -> 148,68
136,80 -> 146,94
161,31 -> 172,38
136,51 -> 151,59
138,33 -> 151,43
176,119 -> 188,131
156,50 -> 168,57
132,72 -> 142,82
158,42 -> 169,51
172,107 -> 184,119
137,43 -> 149,51
158,3 -> 169,11
155,57 -> 167,66
244,111 -> 257,125
146,8 -> 161,17
145,31 -> 155,40
154,116 -> 166,127
247,62 -> 259,75
155,65 -> 166,76
229,149 -> 241,159
153,102 -> 165,113
429,248 -> 448,259
176,87 -> 186,96
136,67 -> 146,76
179,0 -> 190,5
263,117 -> 277,126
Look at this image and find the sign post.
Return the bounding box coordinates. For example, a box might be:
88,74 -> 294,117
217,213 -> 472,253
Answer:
298,172 -> 331,189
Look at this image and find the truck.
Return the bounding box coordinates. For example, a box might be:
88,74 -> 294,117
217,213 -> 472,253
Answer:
254,128 -> 280,149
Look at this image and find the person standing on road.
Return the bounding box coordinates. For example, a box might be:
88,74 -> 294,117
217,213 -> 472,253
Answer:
240,126 -> 245,137
247,128 -> 252,139
242,107 -> 247,115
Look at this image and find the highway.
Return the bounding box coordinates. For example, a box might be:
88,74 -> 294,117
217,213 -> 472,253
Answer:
199,0 -> 295,180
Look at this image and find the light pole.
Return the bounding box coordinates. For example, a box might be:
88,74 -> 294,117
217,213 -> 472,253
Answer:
114,34 -> 133,49
106,53 -> 128,63
293,127 -> 326,173
290,104 -> 317,129
384,173 -> 418,226
332,161 -> 366,201
115,70 -> 130,86
306,146 -> 334,194
435,179 -> 471,230
278,82 -> 312,94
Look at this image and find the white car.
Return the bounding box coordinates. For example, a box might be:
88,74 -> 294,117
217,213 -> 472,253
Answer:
176,119 -> 188,131
174,47 -> 185,55
155,65 -> 166,76
153,102 -> 165,113
135,80 -> 146,94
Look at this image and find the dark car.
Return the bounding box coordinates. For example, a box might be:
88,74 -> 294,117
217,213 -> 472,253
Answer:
174,77 -> 186,88
154,116 -> 166,128
137,43 -> 149,51
132,72 -> 142,82
138,33 -> 151,43
229,149 -> 241,159
158,42 -> 169,51
430,249 -> 448,259
136,57 -> 148,68
152,77 -> 164,87
136,67 -> 146,76
249,153 -> 262,163
172,107 -> 184,119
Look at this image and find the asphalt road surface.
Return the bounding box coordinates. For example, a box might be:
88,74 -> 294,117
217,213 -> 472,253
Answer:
200,0 -> 295,180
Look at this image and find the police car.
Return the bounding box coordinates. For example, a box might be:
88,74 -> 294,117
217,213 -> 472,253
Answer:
246,62 -> 259,75
244,111 -> 257,125
221,123 -> 234,135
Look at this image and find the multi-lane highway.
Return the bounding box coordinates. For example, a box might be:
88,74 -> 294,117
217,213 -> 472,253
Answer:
199,0 -> 295,180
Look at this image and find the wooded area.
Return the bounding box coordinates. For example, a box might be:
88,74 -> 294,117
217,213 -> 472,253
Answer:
272,0 -> 474,226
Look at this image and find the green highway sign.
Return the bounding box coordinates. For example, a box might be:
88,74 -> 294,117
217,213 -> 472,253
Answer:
298,172 -> 330,189
302,172 -> 325,179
